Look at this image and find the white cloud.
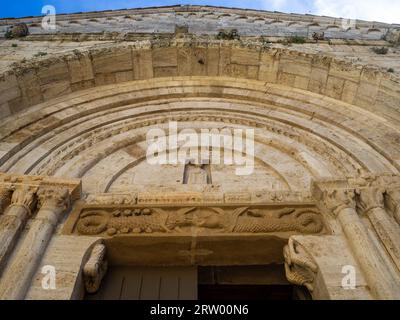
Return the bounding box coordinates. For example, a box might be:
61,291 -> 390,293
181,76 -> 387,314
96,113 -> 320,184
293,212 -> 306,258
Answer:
313,0 -> 400,24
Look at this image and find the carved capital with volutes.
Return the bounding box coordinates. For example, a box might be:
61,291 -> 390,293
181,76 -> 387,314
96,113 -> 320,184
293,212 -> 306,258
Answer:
385,189 -> 400,224
321,189 -> 356,217
83,244 -> 108,294
8,185 -> 38,215
283,238 -> 318,292
356,188 -> 385,215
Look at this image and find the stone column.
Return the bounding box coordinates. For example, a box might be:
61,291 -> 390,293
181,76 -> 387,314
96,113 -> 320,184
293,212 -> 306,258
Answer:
385,189 -> 400,225
0,186 -> 12,214
0,185 -> 37,272
0,187 -> 69,300
323,189 -> 400,299
357,188 -> 400,272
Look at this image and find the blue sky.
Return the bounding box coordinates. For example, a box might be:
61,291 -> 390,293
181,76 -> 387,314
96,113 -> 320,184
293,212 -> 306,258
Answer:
1,0 -> 399,23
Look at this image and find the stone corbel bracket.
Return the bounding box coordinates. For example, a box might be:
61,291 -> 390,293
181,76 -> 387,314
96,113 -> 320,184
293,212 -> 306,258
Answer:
283,237 -> 318,292
284,235 -> 372,300
83,243 -> 108,294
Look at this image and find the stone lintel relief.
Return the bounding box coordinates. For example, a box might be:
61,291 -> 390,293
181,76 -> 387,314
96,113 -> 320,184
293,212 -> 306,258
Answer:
63,203 -> 325,237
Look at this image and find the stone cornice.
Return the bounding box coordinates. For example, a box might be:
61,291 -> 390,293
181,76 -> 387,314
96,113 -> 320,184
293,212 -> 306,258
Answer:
0,5 -> 397,28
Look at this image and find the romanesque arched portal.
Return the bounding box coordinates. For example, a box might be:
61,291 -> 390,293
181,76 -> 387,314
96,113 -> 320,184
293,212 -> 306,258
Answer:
0,5 -> 400,300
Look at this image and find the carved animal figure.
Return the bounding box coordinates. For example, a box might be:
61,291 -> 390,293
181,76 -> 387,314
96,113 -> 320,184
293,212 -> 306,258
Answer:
76,207 -> 323,235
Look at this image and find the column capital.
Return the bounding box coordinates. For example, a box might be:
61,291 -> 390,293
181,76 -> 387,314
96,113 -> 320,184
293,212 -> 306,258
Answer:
37,187 -> 70,212
8,185 -> 37,215
321,189 -> 356,217
356,188 -> 385,215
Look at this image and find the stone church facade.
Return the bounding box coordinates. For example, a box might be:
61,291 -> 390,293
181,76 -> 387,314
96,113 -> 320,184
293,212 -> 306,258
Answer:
0,5 -> 399,300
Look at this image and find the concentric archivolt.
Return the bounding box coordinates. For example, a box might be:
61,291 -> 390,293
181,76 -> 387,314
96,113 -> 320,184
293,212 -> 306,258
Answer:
0,74 -> 399,196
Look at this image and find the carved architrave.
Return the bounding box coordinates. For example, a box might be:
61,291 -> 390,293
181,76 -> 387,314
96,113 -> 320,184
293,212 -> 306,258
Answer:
64,204 -> 325,237
83,244 -> 108,294
283,237 -> 318,292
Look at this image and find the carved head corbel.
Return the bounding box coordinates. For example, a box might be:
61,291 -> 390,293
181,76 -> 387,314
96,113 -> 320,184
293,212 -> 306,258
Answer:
283,238 -> 318,292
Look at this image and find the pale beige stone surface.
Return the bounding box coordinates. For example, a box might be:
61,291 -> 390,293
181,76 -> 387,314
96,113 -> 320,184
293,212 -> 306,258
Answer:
0,5 -> 399,300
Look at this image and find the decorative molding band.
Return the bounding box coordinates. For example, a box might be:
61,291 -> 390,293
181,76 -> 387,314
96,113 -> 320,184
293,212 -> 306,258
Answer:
63,203 -> 325,237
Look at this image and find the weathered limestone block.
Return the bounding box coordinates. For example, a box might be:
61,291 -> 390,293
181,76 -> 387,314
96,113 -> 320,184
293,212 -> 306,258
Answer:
25,235 -> 102,300
324,76 -> 345,100
218,46 -> 231,77
177,47 -> 192,76
132,49 -> 153,80
279,54 -> 312,79
307,55 -> 331,94
355,68 -> 382,109
329,60 -> 361,83
258,51 -> 279,83
92,48 -> 133,85
206,47 -> 219,76
284,235 -> 371,299
0,74 -> 21,107
16,70 -> 43,110
37,61 -> 71,100
341,80 -> 359,104
231,48 -> 260,66
190,47 -> 208,76
67,52 -> 94,85
152,47 -> 177,68
152,45 -> 178,76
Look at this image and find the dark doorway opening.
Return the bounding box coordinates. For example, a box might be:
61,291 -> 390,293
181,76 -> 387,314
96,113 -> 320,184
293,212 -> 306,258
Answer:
86,264 -> 311,300
198,265 -> 310,301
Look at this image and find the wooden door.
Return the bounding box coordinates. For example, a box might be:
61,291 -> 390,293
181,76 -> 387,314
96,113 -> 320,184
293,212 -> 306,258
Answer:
86,266 -> 197,300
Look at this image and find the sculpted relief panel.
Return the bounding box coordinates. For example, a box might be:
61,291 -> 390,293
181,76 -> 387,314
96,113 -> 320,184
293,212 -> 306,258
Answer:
64,204 -> 325,237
